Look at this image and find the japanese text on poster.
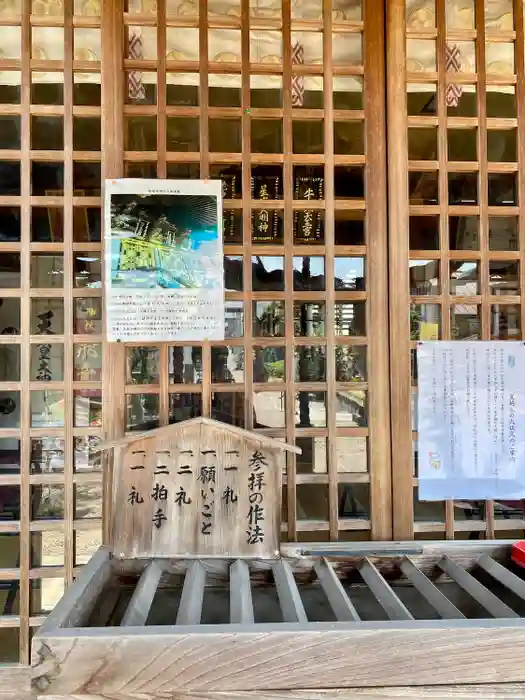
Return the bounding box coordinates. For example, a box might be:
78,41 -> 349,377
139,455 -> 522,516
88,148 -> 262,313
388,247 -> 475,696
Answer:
104,178 -> 224,342
417,341 -> 525,500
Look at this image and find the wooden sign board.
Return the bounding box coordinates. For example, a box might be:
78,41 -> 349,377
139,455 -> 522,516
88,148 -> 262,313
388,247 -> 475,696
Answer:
97,417 -> 300,559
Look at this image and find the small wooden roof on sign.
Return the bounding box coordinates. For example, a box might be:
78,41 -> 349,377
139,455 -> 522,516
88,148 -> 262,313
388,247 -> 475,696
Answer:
101,417 -> 300,560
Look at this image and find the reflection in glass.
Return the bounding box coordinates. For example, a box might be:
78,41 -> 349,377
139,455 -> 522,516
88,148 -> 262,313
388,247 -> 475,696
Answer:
251,119 -> 282,153
74,390 -> 102,427
334,302 -> 365,336
74,298 -> 102,334
491,305 -> 521,339
335,346 -> 366,382
335,211 -> 364,245
410,259 -> 439,295
294,302 -> 325,337
209,75 -> 241,107
253,346 -> 285,383
253,392 -> 285,428
335,257 -> 365,291
74,437 -> 102,473
489,217 -> 518,251
31,391 -> 64,428
296,436 -> 327,474
31,116 -> 63,150
334,121 -> 364,156
339,483 -> 369,519
488,130 -> 516,163
408,128 -> 437,160
73,117 -> 101,151
294,346 -> 326,382
223,211 -> 243,244
31,207 -> 63,243
451,304 -> 480,340
293,120 -> 324,155
336,390 -> 367,427
448,129 -> 477,161
0,253 -> 20,287
73,252 -> 101,288
126,347 -> 160,385
410,171 -> 438,205
30,344 -> 64,381
209,118 -> 241,153
293,256 -> 325,291
450,261 -> 479,295
74,75 -> 101,106
73,161 -> 101,196
450,216 -> 479,250
333,77 -> 363,110
448,172 -> 477,205
0,163 -> 20,196
0,345 -> 20,381
488,173 -> 517,206
0,391 -> 19,430
31,162 -> 64,195
75,526 -> 103,565
224,255 -> 243,291
225,301 -> 244,338
409,216 -> 439,250
73,207 -> 101,243
126,394 -> 160,431
169,393 -> 202,423
252,256 -> 284,291
74,343 -> 102,381
31,254 -> 64,288
169,347 -> 202,384
0,206 -> 21,242
166,117 -> 199,151
447,87 -> 477,118
211,392 -> 244,427
74,482 -> 103,519
295,391 -> 326,428
411,303 -> 441,340
489,261 -> 519,295
487,86 -> 516,118
211,346 -> 244,383
0,298 -> 20,334
296,483 -> 328,521
253,301 -> 285,337
126,116 -> 157,150
336,437 -> 367,472
31,486 -> 64,520
31,299 -> 64,335
0,116 -> 20,149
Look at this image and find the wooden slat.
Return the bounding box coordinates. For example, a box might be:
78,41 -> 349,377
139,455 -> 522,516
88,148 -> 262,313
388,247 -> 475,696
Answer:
477,555 -> 525,601
121,560 -> 164,627
272,559 -> 308,623
359,557 -> 413,620
400,557 -> 465,619
438,555 -> 519,618
229,559 -> 254,624
176,561 -> 206,626
314,557 -> 360,621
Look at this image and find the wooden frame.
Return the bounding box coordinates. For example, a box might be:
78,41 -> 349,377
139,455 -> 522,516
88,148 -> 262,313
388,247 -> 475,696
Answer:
30,540 -> 525,697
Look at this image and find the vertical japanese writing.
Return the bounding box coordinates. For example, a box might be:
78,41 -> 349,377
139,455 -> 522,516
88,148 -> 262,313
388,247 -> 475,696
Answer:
509,392 -> 517,463
199,450 -> 216,535
247,450 -> 267,545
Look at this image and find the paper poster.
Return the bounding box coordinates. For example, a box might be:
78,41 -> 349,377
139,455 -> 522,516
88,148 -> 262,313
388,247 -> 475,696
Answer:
104,179 -> 224,342
417,341 -> 525,500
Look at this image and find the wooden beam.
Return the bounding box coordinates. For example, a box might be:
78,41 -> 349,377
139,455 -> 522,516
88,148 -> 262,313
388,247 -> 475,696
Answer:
272,560 -> 308,623
121,561 -> 164,627
230,560 -> 254,624
477,555 -> 525,602
438,556 -> 519,619
314,557 -> 360,621
359,558 -> 413,621
400,557 -> 465,619
176,561 -> 206,626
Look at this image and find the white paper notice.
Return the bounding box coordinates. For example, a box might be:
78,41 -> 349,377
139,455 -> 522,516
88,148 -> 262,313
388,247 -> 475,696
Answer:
417,341 -> 525,500
104,178 -> 224,342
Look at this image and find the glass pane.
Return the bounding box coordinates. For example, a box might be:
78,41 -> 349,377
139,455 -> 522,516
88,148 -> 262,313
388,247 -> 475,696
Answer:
451,304 -> 481,339
450,261 -> 479,295
0,345 -> 20,381
252,256 -> 284,291
0,253 -> 20,287
31,116 -> 63,150
209,118 -> 241,152
32,207 -> 63,243
31,254 -> 64,288
254,392 -> 285,428
31,299 -> 64,335
489,217 -> 518,251
491,304 -> 521,339
73,117 -> 101,151
32,162 -> 64,195
166,117 -> 199,151
126,347 -> 160,385
295,391 -> 326,428
74,343 -> 102,381
31,438 -> 64,475
74,390 -> 102,427
225,301 -> 244,338
31,391 -> 64,428
335,257 -> 365,291
253,301 -> 285,337
126,394 -> 160,431
224,255 -> 243,291
410,172 -> 438,205
337,437 -> 367,472
0,391 -> 19,429
448,173 -> 478,205
448,129 -> 477,162
296,437 -> 327,474
411,303 -> 441,340
73,207 -> 101,243
296,483 -> 329,521
74,436 -> 102,473
335,345 -> 366,381
74,298 -> 102,334
0,163 -> 20,196
334,302 -> 365,336
73,252 -> 102,288
169,392 -> 202,423
410,259 -> 439,295
0,206 -> 21,242
489,261 -> 519,295
169,347 -> 202,384
450,216 -> 479,250
211,346 -> 244,383
211,392 -> 244,427
336,390 -> 367,427
75,482 -> 102,519
32,486 -> 64,520
293,256 -> 325,291
75,526 -> 103,565
253,346 -> 285,383
0,116 -> 20,149
339,483 -> 369,518
0,298 -> 20,334
126,116 -> 157,150
294,302 -> 325,337
30,344 -> 64,381
294,346 -> 326,382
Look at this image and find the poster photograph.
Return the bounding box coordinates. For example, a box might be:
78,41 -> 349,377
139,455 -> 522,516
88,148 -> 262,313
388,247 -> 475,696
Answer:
417,341 -> 525,501
104,178 -> 224,342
